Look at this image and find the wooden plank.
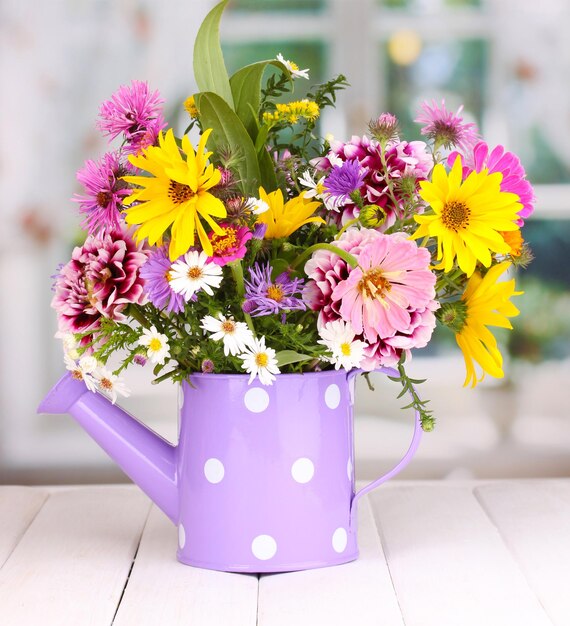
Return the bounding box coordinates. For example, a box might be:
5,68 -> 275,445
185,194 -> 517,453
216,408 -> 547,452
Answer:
475,480 -> 570,626
369,483 -> 553,626
0,486 -> 150,626
0,486 -> 49,568
257,496 -> 404,626
113,505 -> 258,626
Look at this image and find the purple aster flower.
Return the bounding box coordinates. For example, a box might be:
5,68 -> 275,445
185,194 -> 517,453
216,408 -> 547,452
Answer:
324,159 -> 368,208
139,246 -> 186,314
243,262 -> 306,317
73,152 -> 130,234
133,353 -> 147,366
97,80 -> 167,153
415,99 -> 480,153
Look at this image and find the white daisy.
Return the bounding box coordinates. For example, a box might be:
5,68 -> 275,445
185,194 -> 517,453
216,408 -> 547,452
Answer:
56,331 -> 80,360
245,196 -> 270,215
276,53 -> 309,80
138,326 -> 171,365
238,335 -> 280,386
201,313 -> 254,356
299,170 -> 337,212
93,367 -> 131,405
64,353 -> 98,392
169,250 -> 223,301
318,320 -> 367,371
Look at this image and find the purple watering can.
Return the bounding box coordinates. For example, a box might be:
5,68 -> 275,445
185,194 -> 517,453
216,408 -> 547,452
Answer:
38,366 -> 421,572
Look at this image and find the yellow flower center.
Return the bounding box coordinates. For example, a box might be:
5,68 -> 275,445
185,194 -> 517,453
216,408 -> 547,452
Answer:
442,200 -> 471,231
358,268 -> 391,300
149,338 -> 162,352
340,342 -> 352,356
221,320 -> 236,334
290,61 -> 299,71
210,227 -> 237,254
267,284 -> 284,302
71,369 -> 83,381
255,352 -> 269,367
187,266 -> 203,280
99,377 -> 113,391
316,182 -> 325,195
168,180 -> 196,205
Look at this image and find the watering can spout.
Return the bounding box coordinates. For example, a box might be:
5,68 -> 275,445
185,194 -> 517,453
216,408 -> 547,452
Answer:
38,373 -> 178,524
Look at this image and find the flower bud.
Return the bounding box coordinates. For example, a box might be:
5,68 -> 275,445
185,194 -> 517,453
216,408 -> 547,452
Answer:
438,301 -> 468,333
359,204 -> 387,228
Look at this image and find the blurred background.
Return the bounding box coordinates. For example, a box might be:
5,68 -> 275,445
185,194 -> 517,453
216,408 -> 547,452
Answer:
1,0 -> 569,484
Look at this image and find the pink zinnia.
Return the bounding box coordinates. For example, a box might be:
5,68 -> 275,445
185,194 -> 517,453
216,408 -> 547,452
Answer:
449,142 -> 535,225
207,222 -> 252,266
415,99 -> 479,153
304,228 -> 438,368
97,80 -> 166,154
73,151 -> 130,234
52,229 -> 147,335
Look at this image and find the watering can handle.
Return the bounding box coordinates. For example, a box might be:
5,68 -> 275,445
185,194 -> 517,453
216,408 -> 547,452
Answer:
347,366 -> 423,525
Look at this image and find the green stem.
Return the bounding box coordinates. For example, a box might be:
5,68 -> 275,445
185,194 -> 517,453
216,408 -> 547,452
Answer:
335,217 -> 360,240
229,261 -> 256,334
127,304 -> 150,329
291,242 -> 359,272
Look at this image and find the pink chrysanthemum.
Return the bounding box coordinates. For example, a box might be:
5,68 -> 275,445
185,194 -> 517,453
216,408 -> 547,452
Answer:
97,80 -> 166,154
73,152 -> 130,234
304,228 -> 438,368
207,222 -> 252,266
52,229 -> 147,335
314,135 -> 432,228
415,99 -> 480,153
449,142 -> 535,225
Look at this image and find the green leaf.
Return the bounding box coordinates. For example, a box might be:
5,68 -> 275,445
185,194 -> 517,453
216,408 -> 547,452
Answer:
258,147 -> 278,190
195,92 -> 261,196
193,0 -> 234,109
230,60 -> 292,139
275,350 -> 314,367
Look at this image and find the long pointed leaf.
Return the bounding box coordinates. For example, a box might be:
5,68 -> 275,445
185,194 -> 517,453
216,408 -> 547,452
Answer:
193,0 -> 234,109
195,92 -> 261,196
230,60 -> 291,139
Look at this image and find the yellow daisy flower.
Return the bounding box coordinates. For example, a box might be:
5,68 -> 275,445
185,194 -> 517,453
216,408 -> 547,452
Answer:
455,261 -> 522,387
123,128 -> 226,260
412,156 -> 522,276
256,187 -> 324,239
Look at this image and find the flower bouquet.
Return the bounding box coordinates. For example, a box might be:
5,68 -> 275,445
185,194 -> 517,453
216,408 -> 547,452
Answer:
51,0 -> 534,432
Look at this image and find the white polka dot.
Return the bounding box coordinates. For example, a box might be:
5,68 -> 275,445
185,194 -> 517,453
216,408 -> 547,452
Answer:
347,458 -> 352,481
251,534 -> 277,560
244,387 -> 270,413
325,383 -> 341,409
204,458 -> 225,484
179,524 -> 186,549
332,527 -> 348,553
291,458 -> 314,484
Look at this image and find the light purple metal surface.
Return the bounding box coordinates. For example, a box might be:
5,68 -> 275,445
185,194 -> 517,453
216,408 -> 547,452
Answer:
38,367 -> 421,573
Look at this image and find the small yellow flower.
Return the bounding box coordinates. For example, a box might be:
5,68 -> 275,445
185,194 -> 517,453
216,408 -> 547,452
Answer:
455,261 -> 522,387
262,100 -> 320,126
256,187 -> 324,239
184,95 -> 199,119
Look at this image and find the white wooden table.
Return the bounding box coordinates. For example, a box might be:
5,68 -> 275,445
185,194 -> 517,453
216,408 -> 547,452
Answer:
0,481 -> 568,625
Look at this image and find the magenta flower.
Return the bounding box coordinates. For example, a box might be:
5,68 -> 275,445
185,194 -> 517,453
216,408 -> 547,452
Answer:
73,152 -> 130,234
244,263 -> 305,317
304,228 -> 438,367
207,222 -> 253,266
97,80 -> 166,154
139,247 -> 186,314
415,99 -> 479,153
449,142 -> 535,225
314,135 -> 432,229
52,229 -> 147,335
324,160 -> 368,208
